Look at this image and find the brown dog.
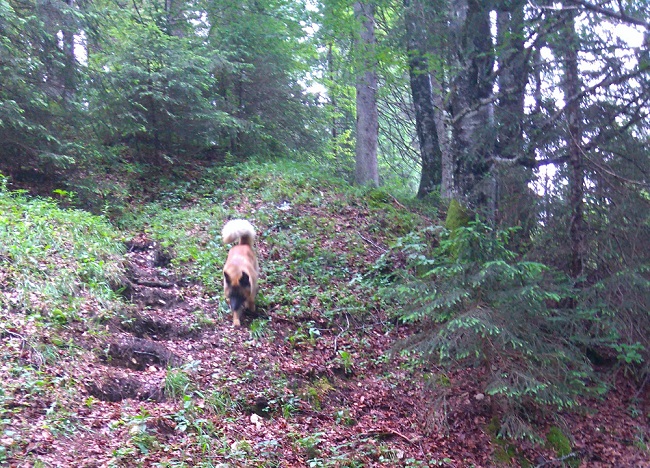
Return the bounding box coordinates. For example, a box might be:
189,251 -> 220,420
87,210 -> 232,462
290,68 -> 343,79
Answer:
222,219 -> 259,327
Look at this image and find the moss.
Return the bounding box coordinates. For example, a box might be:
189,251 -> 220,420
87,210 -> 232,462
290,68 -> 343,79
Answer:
486,416 -> 501,437
493,445 -> 516,464
546,426 -> 579,467
303,377 -> 334,411
444,198 -> 470,232
367,188 -> 392,206
436,373 -> 451,387
546,426 -> 571,456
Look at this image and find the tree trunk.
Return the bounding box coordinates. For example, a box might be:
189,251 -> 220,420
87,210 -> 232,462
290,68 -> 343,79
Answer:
354,2 -> 379,187
448,0 -> 495,211
404,0 -> 443,198
61,0 -> 77,104
327,43 -> 338,155
433,74 -> 454,200
165,0 -> 185,37
495,4 -> 525,161
494,2 -> 534,233
561,11 -> 586,280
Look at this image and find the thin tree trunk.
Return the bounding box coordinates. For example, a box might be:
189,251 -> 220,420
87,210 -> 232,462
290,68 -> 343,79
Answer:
562,11 -> 586,279
165,0 -> 184,37
495,5 -> 525,161
432,74 -> 454,199
494,2 -> 534,233
354,2 -> 379,187
61,0 -> 76,104
327,43 -> 338,156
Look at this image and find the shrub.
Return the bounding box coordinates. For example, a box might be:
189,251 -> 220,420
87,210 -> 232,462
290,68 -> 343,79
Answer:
386,221 -> 603,439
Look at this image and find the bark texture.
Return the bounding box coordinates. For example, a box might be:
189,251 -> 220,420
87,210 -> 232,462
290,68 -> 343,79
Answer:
404,0 -> 443,198
354,2 -> 379,187
449,0 -> 495,210
561,11 -> 586,279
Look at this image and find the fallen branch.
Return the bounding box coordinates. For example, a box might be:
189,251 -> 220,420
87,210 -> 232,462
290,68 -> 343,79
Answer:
132,279 -> 176,289
358,233 -> 387,253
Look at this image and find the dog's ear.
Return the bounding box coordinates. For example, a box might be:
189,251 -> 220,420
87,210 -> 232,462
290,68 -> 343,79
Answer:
240,271 -> 250,288
224,272 -> 231,285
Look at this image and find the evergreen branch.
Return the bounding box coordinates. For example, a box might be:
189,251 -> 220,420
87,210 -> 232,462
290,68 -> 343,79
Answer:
537,67 -> 647,139
584,150 -> 649,187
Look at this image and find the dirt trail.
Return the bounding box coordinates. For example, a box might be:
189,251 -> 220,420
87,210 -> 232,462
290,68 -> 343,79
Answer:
86,236 -> 195,403
86,235 -> 330,408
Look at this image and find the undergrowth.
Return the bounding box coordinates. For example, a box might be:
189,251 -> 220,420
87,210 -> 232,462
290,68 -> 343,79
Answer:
373,220 -> 623,441
0,177 -> 126,323
0,160 -> 646,465
0,176 -> 128,463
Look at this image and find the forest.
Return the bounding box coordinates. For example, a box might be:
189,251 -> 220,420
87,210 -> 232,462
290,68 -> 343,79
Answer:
0,0 -> 649,465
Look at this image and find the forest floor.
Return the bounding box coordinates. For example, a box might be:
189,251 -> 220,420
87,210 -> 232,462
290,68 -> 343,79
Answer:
1,161 -> 649,467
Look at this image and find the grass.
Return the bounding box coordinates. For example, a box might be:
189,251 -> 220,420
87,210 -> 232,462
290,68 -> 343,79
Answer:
0,179 -> 126,323
164,367 -> 192,400
0,180 -> 130,464
0,161 -> 438,466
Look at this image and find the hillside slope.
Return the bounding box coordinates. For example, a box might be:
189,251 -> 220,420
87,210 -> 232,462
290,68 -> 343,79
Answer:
0,161 -> 647,467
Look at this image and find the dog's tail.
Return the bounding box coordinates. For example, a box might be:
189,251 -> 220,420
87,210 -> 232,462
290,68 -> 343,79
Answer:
222,219 -> 256,246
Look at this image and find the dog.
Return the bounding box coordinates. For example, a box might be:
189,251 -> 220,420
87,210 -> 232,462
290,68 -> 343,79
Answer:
222,219 -> 259,327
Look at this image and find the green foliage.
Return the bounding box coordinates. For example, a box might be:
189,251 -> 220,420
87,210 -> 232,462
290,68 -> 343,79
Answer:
126,199 -> 227,292
484,416 -> 533,466
201,0 -> 327,159
88,5 -> 238,159
111,409 -> 160,461
206,389 -> 240,416
546,426 -> 571,456
164,367 -> 192,400
0,187 -> 125,463
302,377 -> 334,411
546,426 -> 579,467
249,318 -> 273,341
578,265 -> 650,380
317,0 -> 418,192
125,159 -> 397,326
0,182 -> 125,321
0,0 -> 328,208
0,0 -> 81,176
336,350 -> 354,375
385,220 -> 603,439
295,431 -> 325,460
